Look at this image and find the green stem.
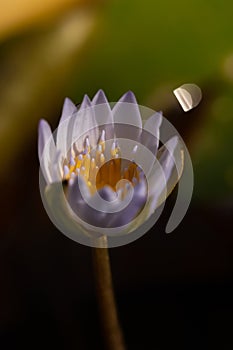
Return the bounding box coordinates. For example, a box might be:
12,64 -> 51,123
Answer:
92,237 -> 126,350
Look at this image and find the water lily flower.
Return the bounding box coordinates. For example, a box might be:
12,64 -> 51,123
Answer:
38,90 -> 184,247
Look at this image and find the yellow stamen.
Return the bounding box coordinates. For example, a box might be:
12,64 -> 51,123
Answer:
111,141 -> 117,158
80,166 -> 86,177
63,129 -> 143,194
76,154 -> 83,169
99,130 -> 106,152
96,144 -> 102,165
123,168 -> 129,180
89,163 -> 98,185
84,154 -> 90,178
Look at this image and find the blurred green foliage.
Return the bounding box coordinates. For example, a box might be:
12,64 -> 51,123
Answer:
72,0 -> 233,96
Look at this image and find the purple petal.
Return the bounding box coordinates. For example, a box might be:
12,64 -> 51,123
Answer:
72,94 -> 99,151
80,94 -> 91,109
60,97 -> 77,122
38,119 -> 52,160
50,150 -> 63,183
56,98 -> 77,157
107,177 -> 147,228
141,112 -> 162,155
148,136 -> 184,214
92,89 -> 114,140
158,136 -> 182,182
92,89 -> 108,105
67,176 -> 108,227
67,176 -> 147,229
98,186 -> 117,201
38,119 -> 56,184
118,90 -> 138,104
112,91 -> 142,142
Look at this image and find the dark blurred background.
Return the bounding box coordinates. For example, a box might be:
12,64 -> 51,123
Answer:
0,0 -> 233,349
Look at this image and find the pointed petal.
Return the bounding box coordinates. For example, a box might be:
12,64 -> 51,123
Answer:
118,90 -> 138,104
60,97 -> 77,123
157,136 -> 183,184
72,94 -> 98,151
92,89 -> 114,140
38,119 -> 56,184
81,94 -> 91,109
112,91 -> 142,142
148,136 -> 184,214
92,89 -> 108,105
141,111 -> 162,155
38,119 -> 52,160
56,98 -> 77,157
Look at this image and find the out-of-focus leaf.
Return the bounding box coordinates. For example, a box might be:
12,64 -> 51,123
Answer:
0,0 -> 87,40
70,0 -> 233,100
0,9 -> 98,178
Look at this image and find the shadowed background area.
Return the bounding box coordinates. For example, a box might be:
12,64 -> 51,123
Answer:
0,0 -> 233,349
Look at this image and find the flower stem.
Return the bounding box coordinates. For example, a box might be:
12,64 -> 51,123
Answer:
92,238 -> 126,350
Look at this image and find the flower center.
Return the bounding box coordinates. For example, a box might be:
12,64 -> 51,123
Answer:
63,130 -> 141,195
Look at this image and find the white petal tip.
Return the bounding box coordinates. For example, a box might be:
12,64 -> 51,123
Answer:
81,94 -> 91,107
61,97 -> 77,117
